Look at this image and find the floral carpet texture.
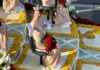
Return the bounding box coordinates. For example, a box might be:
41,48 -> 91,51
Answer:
0,6 -> 100,70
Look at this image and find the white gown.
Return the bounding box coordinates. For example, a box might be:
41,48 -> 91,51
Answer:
55,4 -> 72,27
0,23 -> 7,50
3,0 -> 22,13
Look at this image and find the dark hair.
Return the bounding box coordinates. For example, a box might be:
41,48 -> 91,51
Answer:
0,0 -> 3,7
0,22 -> 1,26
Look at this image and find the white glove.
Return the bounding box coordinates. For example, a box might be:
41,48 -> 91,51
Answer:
44,21 -> 53,30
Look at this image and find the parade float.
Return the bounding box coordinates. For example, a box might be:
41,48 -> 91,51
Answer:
0,0 -> 100,70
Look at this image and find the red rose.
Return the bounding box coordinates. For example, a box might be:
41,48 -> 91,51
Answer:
59,0 -> 66,6
45,35 -> 57,52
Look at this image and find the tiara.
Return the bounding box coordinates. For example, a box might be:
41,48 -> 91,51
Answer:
33,5 -> 42,10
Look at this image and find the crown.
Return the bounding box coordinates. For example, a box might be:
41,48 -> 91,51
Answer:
33,5 -> 42,10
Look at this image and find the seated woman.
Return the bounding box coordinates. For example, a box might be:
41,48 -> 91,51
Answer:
0,22 -> 7,52
27,6 -> 61,68
55,4 -> 72,28
3,0 -> 24,13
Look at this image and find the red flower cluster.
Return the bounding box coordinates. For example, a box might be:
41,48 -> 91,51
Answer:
75,16 -> 100,26
45,35 -> 57,52
59,0 -> 66,6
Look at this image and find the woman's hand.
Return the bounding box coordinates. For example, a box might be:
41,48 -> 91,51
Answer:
41,30 -> 46,35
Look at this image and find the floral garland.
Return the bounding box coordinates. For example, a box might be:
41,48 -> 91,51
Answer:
80,36 -> 100,51
10,45 -> 29,70
78,24 -> 100,30
8,34 -> 23,57
80,37 -> 100,52
74,16 -> 100,26
8,34 -> 30,70
0,50 -> 11,70
76,59 -> 100,70
82,31 -> 95,39
61,48 -> 77,70
78,24 -> 100,34
0,11 -> 27,24
78,24 -> 100,51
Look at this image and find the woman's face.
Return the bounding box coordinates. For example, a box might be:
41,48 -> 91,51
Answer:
34,10 -> 41,20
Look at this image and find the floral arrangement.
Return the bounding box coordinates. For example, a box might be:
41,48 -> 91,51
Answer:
0,50 -> 11,70
59,0 -> 66,6
41,34 -> 57,52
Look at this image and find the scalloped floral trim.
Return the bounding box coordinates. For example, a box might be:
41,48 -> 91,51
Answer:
0,11 -> 27,24
78,24 -> 100,51
61,48 -> 77,70
8,34 -> 23,56
76,59 -> 100,70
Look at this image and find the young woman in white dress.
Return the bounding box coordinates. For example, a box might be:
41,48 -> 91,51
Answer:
0,22 -> 7,51
27,8 -> 61,68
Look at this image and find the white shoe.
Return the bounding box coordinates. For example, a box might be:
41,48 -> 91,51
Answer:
44,21 -> 53,30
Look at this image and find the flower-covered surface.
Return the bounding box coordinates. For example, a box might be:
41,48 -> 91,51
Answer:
75,24 -> 100,70
0,3 -> 100,70
3,17 -> 100,70
78,24 -> 100,51
6,23 -> 78,70
4,18 -> 78,70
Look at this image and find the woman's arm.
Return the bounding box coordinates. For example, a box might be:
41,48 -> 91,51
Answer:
34,26 -> 46,35
31,17 -> 46,35
35,37 -> 46,50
